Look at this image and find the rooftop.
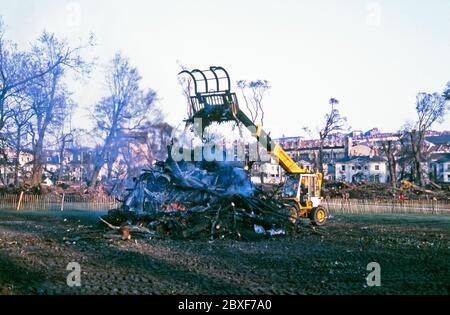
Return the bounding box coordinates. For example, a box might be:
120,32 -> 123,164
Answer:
426,135 -> 450,146
335,156 -> 387,163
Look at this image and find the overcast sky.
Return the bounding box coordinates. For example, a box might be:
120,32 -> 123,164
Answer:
1,0 -> 449,138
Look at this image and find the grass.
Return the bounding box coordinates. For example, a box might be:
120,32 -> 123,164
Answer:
0,208 -> 108,223
331,212 -> 450,229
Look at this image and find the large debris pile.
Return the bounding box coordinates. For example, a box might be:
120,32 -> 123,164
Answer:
103,157 -> 293,240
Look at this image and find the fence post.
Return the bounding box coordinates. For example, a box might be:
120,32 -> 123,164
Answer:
61,192 -> 65,212
17,191 -> 24,211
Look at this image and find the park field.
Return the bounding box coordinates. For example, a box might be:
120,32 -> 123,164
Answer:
0,210 -> 449,295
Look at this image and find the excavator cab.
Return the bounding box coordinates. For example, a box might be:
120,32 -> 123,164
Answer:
283,174 -> 327,226
179,66 -> 328,226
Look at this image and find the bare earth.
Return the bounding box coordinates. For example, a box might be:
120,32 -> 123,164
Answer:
0,210 -> 449,295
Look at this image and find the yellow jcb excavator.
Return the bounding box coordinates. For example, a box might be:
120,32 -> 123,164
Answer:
179,66 -> 328,226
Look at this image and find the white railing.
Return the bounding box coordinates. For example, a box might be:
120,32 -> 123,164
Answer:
0,193 -> 120,211
323,198 -> 450,215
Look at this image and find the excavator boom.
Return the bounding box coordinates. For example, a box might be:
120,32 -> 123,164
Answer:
234,108 -> 310,174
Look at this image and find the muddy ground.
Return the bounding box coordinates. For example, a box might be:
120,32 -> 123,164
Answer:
0,210 -> 449,295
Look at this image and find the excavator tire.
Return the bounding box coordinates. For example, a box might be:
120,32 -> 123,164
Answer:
309,206 -> 328,226
286,202 -> 300,224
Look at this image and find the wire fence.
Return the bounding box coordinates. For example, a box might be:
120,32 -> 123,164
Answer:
0,193 -> 121,212
1,193 -> 449,215
323,198 -> 450,215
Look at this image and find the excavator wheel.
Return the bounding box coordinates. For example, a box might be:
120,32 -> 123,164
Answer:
309,206 -> 328,226
286,202 -> 300,224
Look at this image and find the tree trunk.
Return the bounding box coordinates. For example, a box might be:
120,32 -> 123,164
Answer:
58,141 -> 66,181
0,96 -> 5,133
388,160 -> 396,187
382,141 -> 397,188
89,132 -> 115,187
31,128 -> 48,187
89,153 -> 104,188
318,141 -> 324,174
256,142 -> 264,185
0,145 -> 7,186
389,157 -> 397,188
14,128 -> 21,186
415,157 -> 423,186
410,131 -> 424,187
31,145 -> 44,186
107,155 -> 114,180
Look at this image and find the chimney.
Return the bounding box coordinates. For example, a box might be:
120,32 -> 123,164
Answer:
345,137 -> 353,158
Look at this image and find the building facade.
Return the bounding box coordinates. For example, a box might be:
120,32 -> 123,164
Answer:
430,153 -> 450,183
335,156 -> 388,183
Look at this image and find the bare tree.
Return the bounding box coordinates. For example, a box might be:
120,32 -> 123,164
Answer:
26,32 -> 92,186
0,19 -> 86,134
237,80 -> 270,126
89,53 -> 160,187
318,98 -> 347,174
177,62 -> 194,118
406,91 -> 448,186
237,79 -> 270,184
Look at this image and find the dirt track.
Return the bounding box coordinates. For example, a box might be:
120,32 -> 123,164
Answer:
0,210 -> 449,295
